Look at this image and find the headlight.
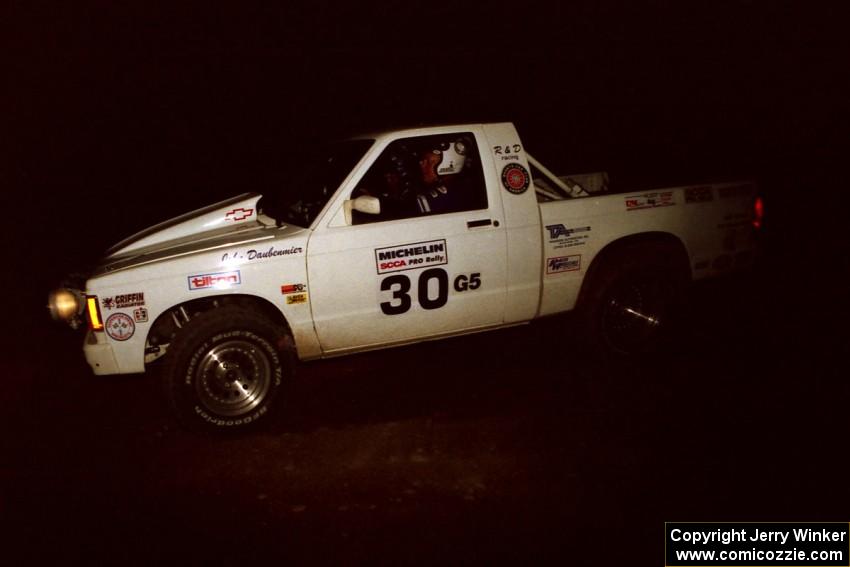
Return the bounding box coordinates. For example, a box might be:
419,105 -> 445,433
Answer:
48,288 -> 84,322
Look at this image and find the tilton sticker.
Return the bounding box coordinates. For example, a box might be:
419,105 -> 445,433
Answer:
188,270 -> 242,291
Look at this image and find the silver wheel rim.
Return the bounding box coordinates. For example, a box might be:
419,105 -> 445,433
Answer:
195,339 -> 272,417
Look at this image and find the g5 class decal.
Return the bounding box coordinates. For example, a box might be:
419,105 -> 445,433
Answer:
379,269 -> 482,316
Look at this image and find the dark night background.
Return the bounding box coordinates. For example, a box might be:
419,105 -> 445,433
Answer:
3,3 -> 849,564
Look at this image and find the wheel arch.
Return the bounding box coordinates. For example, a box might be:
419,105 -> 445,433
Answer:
145,294 -> 293,361
577,231 -> 691,309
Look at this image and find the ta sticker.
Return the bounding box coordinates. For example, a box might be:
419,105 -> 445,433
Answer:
501,163 -> 530,195
106,313 -> 135,341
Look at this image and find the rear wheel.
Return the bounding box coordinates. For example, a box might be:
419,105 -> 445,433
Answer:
580,242 -> 688,357
162,305 -> 294,431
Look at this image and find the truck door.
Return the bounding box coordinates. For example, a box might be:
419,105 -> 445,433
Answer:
306,129 -> 508,354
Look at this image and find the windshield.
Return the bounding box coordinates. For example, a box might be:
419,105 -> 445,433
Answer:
263,139 -> 374,227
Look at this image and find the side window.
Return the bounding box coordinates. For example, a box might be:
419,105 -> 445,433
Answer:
351,132 -> 487,224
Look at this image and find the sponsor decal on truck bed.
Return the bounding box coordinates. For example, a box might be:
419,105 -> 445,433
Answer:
625,191 -> 675,210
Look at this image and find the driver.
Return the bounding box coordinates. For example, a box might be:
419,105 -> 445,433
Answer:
355,138 -> 470,220
413,139 -> 468,215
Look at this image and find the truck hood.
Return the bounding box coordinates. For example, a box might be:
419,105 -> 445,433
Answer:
106,193 -> 265,258
94,193 -> 308,276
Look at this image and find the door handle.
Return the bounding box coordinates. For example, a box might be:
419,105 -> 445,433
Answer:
467,219 -> 492,229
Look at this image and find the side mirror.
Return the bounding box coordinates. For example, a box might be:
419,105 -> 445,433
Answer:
343,195 -> 381,225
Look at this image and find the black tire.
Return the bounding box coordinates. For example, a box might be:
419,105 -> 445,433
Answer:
162,305 -> 294,432
579,242 -> 688,357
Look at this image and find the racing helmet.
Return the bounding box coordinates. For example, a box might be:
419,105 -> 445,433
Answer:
434,139 -> 467,176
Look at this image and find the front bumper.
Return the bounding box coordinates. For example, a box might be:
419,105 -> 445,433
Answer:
83,331 -> 121,375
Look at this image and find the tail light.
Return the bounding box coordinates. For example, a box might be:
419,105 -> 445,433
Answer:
87,296 -> 104,331
753,196 -> 764,229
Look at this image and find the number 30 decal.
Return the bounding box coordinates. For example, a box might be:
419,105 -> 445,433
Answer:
380,268 -> 481,315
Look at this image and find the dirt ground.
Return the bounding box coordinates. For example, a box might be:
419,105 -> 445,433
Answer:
3,260 -> 847,564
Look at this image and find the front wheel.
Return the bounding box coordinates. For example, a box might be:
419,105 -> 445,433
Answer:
162,305 -> 294,431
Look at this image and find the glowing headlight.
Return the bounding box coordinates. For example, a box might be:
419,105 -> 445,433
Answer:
48,288 -> 83,321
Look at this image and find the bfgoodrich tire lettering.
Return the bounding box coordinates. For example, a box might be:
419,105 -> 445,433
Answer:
162,305 -> 294,431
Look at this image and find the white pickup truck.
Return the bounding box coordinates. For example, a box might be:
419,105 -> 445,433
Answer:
49,122 -> 761,430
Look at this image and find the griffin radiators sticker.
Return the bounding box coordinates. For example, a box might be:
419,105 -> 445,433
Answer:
101,292 -> 145,310
375,239 -> 448,274
105,312 -> 135,341
501,163 -> 530,194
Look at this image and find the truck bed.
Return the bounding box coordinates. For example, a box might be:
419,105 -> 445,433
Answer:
535,177 -> 757,317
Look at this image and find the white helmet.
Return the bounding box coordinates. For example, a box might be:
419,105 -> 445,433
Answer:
435,139 -> 467,176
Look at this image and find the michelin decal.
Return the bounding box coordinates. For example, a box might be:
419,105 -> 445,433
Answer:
375,239 -> 448,274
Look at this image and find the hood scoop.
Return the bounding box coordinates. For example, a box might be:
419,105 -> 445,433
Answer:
106,193 -> 263,258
